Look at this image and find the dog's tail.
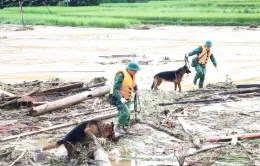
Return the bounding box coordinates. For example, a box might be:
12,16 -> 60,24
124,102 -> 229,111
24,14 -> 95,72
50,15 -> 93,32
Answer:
151,77 -> 155,90
43,139 -> 64,151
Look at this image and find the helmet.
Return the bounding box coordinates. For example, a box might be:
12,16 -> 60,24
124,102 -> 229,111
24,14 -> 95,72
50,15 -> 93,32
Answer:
126,62 -> 140,71
205,40 -> 212,47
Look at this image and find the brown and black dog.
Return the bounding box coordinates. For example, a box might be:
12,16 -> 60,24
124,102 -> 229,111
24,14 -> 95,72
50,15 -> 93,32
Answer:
43,120 -> 115,160
151,65 -> 191,92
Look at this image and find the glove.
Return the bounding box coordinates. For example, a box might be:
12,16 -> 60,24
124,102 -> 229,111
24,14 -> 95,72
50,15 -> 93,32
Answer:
215,67 -> 218,72
120,98 -> 127,104
135,90 -> 140,95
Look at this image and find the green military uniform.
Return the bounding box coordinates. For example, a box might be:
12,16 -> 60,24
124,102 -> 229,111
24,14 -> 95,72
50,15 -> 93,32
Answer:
188,45 -> 217,88
112,73 -> 132,127
112,62 -> 140,130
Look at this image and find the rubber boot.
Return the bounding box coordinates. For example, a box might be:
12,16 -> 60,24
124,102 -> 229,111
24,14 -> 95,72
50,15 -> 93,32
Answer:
199,74 -> 205,88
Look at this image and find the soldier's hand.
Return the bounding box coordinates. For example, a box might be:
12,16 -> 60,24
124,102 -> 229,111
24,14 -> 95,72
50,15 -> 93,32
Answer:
120,98 -> 127,104
215,67 -> 218,72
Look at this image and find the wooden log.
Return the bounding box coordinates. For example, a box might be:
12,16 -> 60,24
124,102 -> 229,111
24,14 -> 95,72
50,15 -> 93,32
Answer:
218,88 -> 260,95
236,84 -> 260,89
206,133 -> 260,142
68,82 -> 105,94
0,89 -> 16,97
0,99 -> 18,108
159,98 -> 224,106
29,86 -> 111,116
37,83 -> 84,94
0,110 -> 118,142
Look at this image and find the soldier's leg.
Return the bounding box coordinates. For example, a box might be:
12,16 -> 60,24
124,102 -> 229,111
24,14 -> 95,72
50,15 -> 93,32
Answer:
193,64 -> 203,85
117,101 -> 131,127
198,66 -> 206,88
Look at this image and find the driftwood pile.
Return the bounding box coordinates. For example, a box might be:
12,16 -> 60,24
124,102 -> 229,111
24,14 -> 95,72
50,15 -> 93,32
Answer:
0,78 -> 117,165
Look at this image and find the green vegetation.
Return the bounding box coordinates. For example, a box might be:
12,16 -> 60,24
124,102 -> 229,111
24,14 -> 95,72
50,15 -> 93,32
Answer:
0,0 -> 259,28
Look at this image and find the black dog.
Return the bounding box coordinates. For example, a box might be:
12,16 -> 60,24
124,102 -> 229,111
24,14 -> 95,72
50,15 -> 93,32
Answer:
151,65 -> 191,92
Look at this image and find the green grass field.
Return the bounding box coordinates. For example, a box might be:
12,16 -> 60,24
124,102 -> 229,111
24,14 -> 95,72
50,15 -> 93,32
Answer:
1,0 -> 259,28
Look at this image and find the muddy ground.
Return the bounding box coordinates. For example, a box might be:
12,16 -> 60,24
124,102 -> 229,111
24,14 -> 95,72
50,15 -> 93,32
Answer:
0,24 -> 260,166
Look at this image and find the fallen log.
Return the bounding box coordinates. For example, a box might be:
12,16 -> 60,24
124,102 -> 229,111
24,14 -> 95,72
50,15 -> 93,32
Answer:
0,99 -> 18,108
0,99 -> 33,109
29,85 -> 111,116
159,98 -> 224,106
36,83 -> 84,95
237,92 -> 258,98
236,84 -> 260,89
0,110 -> 118,142
0,89 -> 16,97
68,82 -> 105,94
206,133 -> 260,142
218,88 -> 260,95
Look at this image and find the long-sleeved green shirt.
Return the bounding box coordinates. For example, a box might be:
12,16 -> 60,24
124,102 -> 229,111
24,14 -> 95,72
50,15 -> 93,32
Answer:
188,46 -> 217,67
112,73 -> 137,105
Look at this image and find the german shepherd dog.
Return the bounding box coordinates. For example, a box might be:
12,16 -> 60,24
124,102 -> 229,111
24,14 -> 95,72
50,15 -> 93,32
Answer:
43,120 -> 115,160
151,65 -> 191,92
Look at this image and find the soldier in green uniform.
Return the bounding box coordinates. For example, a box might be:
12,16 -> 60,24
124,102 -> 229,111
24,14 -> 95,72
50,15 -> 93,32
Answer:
187,40 -> 218,88
112,62 -> 140,133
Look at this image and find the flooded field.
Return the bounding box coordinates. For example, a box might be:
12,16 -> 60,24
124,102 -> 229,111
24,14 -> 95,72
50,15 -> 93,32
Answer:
0,24 -> 260,166
0,24 -> 260,89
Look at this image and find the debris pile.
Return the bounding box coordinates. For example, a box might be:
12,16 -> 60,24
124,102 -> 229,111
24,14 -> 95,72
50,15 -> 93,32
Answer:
1,77 -> 260,165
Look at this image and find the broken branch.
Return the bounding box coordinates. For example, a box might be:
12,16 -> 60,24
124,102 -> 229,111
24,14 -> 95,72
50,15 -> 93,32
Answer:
9,149 -> 27,166
139,121 -> 184,143
184,144 -> 227,158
